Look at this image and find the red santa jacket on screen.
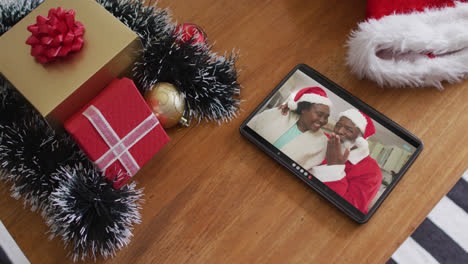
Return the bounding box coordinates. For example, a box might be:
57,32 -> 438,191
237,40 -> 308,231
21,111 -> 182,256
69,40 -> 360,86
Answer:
310,137 -> 382,214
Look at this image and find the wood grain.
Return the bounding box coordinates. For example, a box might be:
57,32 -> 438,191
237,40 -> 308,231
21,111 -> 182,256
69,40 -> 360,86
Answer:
1,0 -> 468,263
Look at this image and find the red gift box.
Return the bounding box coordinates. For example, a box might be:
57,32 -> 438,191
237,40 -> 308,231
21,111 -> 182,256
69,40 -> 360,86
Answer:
64,78 -> 170,188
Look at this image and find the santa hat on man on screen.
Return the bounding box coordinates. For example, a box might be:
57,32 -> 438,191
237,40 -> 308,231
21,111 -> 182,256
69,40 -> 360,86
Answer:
334,108 -> 376,158
339,109 -> 375,139
311,108 -> 381,214
346,0 -> 468,89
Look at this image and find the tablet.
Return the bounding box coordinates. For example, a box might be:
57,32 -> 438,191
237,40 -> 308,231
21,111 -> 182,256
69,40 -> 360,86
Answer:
240,64 -> 423,223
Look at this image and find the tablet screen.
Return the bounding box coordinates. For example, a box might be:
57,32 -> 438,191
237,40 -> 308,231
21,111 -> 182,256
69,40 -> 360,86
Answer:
241,64 -> 422,222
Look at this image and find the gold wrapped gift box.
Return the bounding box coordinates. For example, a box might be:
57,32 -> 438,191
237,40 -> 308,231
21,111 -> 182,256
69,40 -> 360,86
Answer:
0,0 -> 142,128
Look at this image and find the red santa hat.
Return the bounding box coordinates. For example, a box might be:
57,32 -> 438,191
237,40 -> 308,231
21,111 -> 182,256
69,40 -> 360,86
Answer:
346,0 -> 468,89
338,109 -> 375,139
287,87 -> 332,111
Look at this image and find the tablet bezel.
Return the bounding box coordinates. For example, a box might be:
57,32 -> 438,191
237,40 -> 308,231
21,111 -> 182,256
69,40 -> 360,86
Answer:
239,64 -> 424,223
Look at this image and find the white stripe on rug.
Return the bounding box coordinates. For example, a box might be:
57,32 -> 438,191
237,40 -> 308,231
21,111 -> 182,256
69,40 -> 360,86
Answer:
428,196 -> 468,253
392,236 -> 439,264
462,169 -> 468,182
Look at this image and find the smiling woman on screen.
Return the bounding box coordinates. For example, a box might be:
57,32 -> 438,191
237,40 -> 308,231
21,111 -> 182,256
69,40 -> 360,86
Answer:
248,87 -> 332,170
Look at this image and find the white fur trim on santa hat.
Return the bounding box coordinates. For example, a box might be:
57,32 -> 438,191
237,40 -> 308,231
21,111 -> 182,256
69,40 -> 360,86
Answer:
346,1 -> 468,89
348,137 -> 370,165
288,93 -> 332,111
311,137 -> 370,181
338,109 -> 367,135
311,164 -> 346,182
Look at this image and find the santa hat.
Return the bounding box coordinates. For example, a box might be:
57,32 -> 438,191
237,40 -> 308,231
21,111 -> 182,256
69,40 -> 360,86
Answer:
287,87 -> 332,111
346,0 -> 468,89
338,109 -> 375,139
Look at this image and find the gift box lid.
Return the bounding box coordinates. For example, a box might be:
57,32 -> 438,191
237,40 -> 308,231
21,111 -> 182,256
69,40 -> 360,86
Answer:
65,78 -> 170,187
0,0 -> 142,126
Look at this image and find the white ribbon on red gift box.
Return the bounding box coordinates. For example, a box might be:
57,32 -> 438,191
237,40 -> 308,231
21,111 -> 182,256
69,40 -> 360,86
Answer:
83,105 -> 159,176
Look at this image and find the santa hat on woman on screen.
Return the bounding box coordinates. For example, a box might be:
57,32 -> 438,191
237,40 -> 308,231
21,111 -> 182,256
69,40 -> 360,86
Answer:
287,86 -> 332,111
346,0 -> 468,89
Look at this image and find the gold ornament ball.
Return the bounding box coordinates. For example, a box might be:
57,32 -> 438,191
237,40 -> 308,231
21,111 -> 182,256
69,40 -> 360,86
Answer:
144,82 -> 185,128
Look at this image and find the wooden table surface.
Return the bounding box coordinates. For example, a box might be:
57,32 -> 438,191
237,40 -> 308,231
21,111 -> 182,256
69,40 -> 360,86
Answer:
1,0 -> 468,263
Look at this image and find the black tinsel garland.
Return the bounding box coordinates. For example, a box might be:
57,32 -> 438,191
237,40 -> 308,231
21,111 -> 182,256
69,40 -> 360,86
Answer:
0,119 -> 79,212
96,0 -> 241,123
47,164 -> 143,261
0,77 -> 35,125
96,0 -> 172,42
134,35 -> 241,122
0,0 -> 241,261
0,76 -> 145,261
0,0 -> 44,36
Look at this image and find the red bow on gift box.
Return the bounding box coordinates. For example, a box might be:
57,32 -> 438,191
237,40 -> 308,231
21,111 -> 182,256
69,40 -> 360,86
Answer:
25,7 -> 85,64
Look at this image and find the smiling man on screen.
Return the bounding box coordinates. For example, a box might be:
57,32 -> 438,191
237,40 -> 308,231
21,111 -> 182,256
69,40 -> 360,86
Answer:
311,109 -> 382,214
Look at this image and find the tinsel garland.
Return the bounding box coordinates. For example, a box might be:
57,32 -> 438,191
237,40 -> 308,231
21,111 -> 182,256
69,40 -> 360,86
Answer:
47,164 -> 143,261
96,0 -> 172,42
0,78 -> 144,261
0,119 -> 76,212
96,0 -> 241,123
0,77 -> 34,125
0,0 -> 241,261
134,35 -> 240,122
0,0 -> 43,36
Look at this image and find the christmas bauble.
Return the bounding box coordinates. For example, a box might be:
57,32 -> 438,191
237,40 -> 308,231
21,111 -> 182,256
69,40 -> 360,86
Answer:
144,83 -> 186,128
174,23 -> 207,46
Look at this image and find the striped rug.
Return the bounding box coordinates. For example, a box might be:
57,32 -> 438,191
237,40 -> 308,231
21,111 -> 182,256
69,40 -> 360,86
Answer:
388,169 -> 468,264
